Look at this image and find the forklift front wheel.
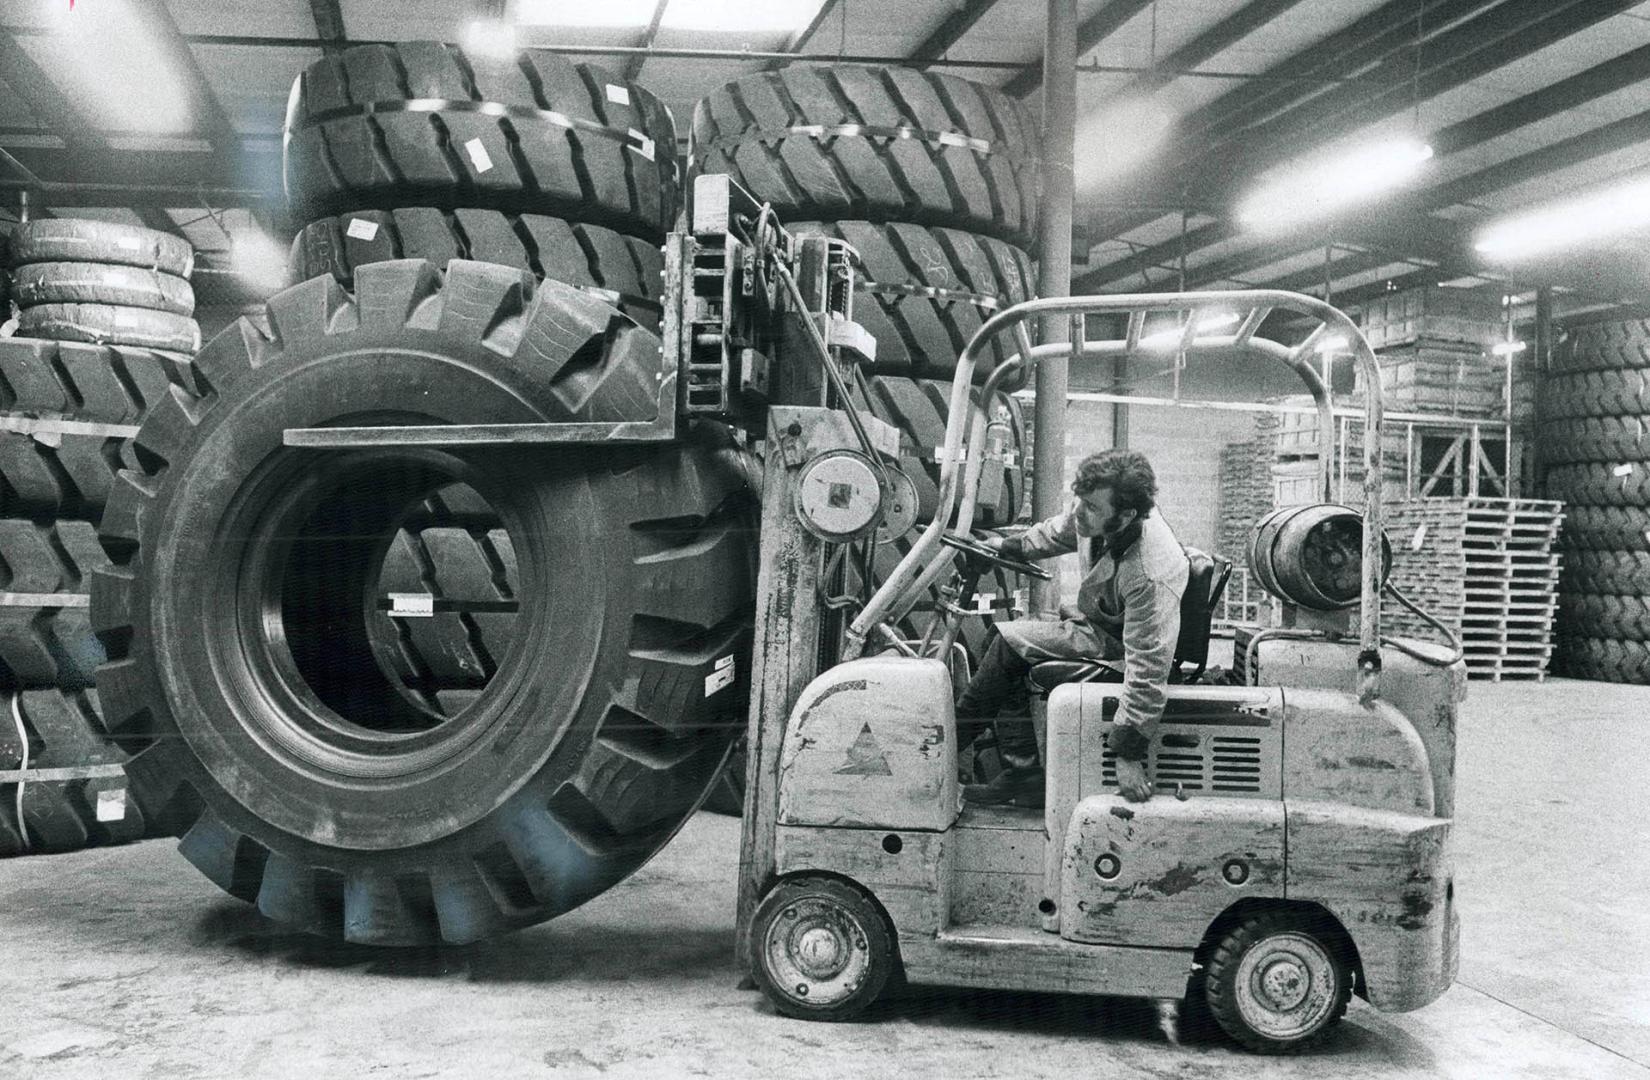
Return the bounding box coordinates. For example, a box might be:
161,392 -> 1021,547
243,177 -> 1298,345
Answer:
749,875 -> 897,1022
1204,911 -> 1351,1053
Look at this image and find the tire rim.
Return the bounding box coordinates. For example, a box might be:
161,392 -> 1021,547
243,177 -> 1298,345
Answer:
761,896 -> 873,1008
1233,931 -> 1339,1041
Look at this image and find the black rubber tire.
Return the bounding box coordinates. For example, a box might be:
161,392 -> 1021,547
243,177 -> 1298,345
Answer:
1560,506 -> 1650,550
1538,416 -> 1649,465
283,42 -> 679,239
12,262 -> 195,316
1540,370 -> 1650,420
1204,910 -> 1351,1054
0,688 -> 151,857
17,303 -> 200,354
0,337 -> 199,517
366,484 -> 521,716
692,66 -> 1041,248
1551,319 -> 1650,375
1545,462 -> 1650,508
749,874 -> 898,1021
289,208 -> 664,330
1561,550 -> 1650,596
92,259 -> 757,945
852,375 -> 1026,528
1558,593 -> 1650,641
9,218 -> 194,277
1553,636 -> 1650,684
791,221 -> 1035,382
0,518 -> 108,691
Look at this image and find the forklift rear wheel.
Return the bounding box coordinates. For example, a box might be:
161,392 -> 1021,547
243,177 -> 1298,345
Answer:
750,876 -> 897,1022
1204,911 -> 1351,1053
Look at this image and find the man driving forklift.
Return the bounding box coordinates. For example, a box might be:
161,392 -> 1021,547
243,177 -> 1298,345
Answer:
958,449 -> 1189,808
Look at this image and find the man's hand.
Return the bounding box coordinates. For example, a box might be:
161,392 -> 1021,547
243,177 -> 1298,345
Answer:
1116,758 -> 1152,802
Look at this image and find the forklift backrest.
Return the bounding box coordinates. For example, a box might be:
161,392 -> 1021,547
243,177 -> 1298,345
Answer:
1175,548 -> 1232,680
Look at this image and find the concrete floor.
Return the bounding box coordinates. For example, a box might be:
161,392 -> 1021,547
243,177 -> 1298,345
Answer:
2,679 -> 1648,1079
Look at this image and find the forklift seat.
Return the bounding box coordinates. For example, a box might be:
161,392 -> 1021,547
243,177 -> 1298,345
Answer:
1027,548 -> 1232,691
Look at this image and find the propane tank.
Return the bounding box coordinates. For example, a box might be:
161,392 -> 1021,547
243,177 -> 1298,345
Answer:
1250,504 -> 1392,611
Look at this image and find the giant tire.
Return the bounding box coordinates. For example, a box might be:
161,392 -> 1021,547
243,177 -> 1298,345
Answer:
1561,550 -> 1650,595
17,303 -> 200,354
9,218 -> 193,277
0,518 -> 108,690
283,42 -> 679,239
0,689 -> 150,857
1550,319 -> 1650,375
791,221 -> 1035,382
1538,416 -> 1649,465
289,208 -> 664,330
1540,369 -> 1650,421
1557,593 -> 1650,641
1554,636 -> 1650,684
12,261 -> 195,316
1545,462 -> 1650,508
91,260 -> 758,944
1559,506 -> 1650,550
691,66 -> 1040,247
852,375 -> 1026,528
0,337 -> 199,517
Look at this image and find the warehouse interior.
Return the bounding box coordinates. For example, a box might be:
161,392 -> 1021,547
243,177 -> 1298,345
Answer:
1,1 -> 1648,1076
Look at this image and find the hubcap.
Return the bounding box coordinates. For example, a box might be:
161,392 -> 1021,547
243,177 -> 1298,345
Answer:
761,896 -> 872,1007
1233,931 -> 1338,1041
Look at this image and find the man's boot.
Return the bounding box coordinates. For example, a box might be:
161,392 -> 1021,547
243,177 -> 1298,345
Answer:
963,709 -> 1043,810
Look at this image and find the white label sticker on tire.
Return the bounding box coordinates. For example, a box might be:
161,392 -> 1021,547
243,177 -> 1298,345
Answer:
388,592 -> 435,617
705,656 -> 736,696
118,236 -> 142,250
96,788 -> 126,822
464,137 -> 494,173
627,129 -> 656,161
606,84 -> 631,107
346,218 -> 380,241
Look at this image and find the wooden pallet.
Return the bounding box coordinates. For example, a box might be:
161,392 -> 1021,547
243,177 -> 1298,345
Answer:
1383,497 -> 1564,680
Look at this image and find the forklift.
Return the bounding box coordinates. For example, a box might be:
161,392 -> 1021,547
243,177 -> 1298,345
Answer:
694,177 -> 1463,1053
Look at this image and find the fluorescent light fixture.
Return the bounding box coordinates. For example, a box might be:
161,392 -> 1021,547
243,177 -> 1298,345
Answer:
233,225 -> 289,292
1238,139 -> 1433,231
1315,334 -> 1349,354
1139,312 -> 1239,349
1073,98 -> 1177,189
516,0 -> 822,32
1474,175 -> 1650,260
1491,341 -> 1527,356
465,19 -> 519,57
34,0 -> 192,134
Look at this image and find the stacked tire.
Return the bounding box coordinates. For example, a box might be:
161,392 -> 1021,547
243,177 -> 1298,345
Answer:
1542,318 -> 1650,683
691,67 -> 1042,810
0,218 -> 201,855
82,42 -> 760,945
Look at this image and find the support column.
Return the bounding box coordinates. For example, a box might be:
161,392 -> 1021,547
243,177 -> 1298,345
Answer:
1031,0 -> 1077,612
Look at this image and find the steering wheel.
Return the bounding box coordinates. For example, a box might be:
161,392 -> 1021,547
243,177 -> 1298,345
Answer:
940,532 -> 1052,581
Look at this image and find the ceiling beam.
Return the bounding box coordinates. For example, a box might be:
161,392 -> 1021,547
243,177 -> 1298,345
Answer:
134,0 -> 242,154
1003,0 -> 1154,98
907,0 -> 1003,68
1125,0 -> 1311,95
763,0 -> 846,71
621,0 -> 671,81
1077,0 -> 1643,287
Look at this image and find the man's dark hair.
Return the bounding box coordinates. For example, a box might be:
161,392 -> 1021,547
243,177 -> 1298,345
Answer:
1071,449 -> 1157,517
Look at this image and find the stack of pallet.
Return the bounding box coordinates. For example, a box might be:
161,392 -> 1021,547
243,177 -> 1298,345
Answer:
1353,284 -> 1534,422
1216,411 -> 1281,563
1382,497 -> 1564,679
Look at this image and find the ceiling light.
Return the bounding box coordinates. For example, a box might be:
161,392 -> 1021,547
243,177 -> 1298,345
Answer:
32,0 -> 192,134
1074,98 -> 1176,189
1474,175 -> 1650,260
514,0 -> 658,27
1139,312 -> 1239,349
1315,334 -> 1349,354
465,19 -> 518,57
1490,341 -> 1527,356
1237,139 -> 1433,232
233,226 -> 289,292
